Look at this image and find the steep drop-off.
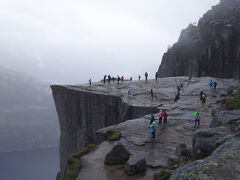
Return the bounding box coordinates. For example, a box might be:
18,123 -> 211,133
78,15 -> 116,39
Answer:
158,0 -> 240,78
51,84 -> 159,174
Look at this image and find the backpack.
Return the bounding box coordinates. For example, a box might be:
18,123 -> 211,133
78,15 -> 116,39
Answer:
202,94 -> 206,98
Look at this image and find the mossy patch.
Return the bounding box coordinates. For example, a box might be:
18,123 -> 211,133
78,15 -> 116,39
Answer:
107,129 -> 121,141
153,170 -> 171,180
226,89 -> 240,110
64,144 -> 97,180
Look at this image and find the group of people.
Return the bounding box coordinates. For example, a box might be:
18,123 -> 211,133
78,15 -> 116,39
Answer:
209,80 -> 217,90
149,110 -> 168,139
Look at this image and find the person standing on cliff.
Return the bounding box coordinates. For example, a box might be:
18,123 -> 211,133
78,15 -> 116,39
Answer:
104,75 -> 106,84
163,111 -> 168,126
155,72 -> 158,81
209,80 -> 214,89
108,75 -> 111,84
149,121 -> 157,139
214,81 -> 217,90
121,75 -> 124,82
117,76 -> 120,84
139,75 -> 141,80
158,109 -> 164,124
150,89 -> 154,100
89,78 -> 91,87
145,72 -> 148,81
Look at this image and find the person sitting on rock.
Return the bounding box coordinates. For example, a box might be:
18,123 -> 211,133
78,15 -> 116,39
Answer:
149,121 -> 157,139
195,112 -> 200,126
163,111 -> 168,125
214,81 -> 217,90
158,109 -> 164,124
209,80 -> 214,89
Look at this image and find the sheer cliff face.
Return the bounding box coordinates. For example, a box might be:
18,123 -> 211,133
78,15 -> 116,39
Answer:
158,0 -> 240,78
51,85 -> 156,173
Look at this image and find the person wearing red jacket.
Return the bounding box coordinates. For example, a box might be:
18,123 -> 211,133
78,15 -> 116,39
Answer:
163,111 -> 168,126
145,72 -> 148,81
121,76 -> 124,82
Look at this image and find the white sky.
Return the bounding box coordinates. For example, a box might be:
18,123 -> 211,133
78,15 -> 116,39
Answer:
0,0 -> 220,83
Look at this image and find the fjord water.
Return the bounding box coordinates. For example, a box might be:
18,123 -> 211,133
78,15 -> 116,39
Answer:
0,147 -> 59,180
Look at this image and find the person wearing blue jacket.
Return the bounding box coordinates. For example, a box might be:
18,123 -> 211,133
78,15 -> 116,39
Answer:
209,80 -> 214,89
149,121 -> 157,139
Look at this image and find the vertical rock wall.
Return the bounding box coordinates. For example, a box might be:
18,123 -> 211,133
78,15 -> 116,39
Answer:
51,85 -> 157,176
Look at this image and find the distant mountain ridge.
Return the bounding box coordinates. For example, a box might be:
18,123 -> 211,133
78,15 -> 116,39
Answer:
158,0 -> 240,78
0,66 -> 59,152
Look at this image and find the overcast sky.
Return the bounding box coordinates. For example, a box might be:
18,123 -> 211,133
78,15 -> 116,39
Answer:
0,0 -> 220,84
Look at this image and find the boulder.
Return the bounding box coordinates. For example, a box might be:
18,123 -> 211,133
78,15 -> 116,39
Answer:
170,138 -> 240,180
153,170 -> 171,180
104,143 -> 130,165
124,154 -> 146,176
210,110 -> 240,128
175,143 -> 188,158
193,127 -> 233,160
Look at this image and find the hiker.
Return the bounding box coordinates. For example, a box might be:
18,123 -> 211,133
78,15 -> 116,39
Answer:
202,92 -> 206,103
158,109 -> 164,124
149,121 -> 157,139
200,90 -> 203,100
108,75 -> 112,84
195,112 -> 200,125
89,78 -> 91,87
150,114 -> 155,125
214,81 -> 217,90
155,72 -> 158,81
145,72 -> 148,81
139,75 -> 141,80
103,75 -> 106,84
130,77 -> 133,81
150,89 -> 154,100
121,75 -> 124,82
209,80 -> 214,89
128,87 -> 132,95
163,111 -> 168,125
117,76 -> 120,84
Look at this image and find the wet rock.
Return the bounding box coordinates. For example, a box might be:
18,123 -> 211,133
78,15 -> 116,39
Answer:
158,0 -> 240,79
146,155 -> 169,168
193,127 -> 233,160
124,154 -> 146,176
104,143 -> 130,165
170,138 -> 240,180
175,143 -> 188,158
210,110 -> 240,129
153,170 -> 171,180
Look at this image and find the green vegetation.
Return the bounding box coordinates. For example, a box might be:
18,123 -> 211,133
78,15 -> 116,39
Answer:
107,129 -> 121,141
64,144 -> 97,180
226,89 -> 240,110
153,170 -> 171,180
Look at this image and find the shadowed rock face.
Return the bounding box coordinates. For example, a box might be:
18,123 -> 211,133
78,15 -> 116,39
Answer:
158,0 -> 240,78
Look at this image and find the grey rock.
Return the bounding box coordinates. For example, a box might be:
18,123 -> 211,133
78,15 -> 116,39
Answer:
104,143 -> 130,165
175,143 -> 188,158
158,0 -> 240,79
193,127 -> 233,160
210,110 -> 240,129
124,154 -> 146,176
170,138 -> 240,180
146,155 -> 169,168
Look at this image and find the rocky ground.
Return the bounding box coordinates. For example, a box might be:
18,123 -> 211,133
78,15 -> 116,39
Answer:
75,77 -> 239,180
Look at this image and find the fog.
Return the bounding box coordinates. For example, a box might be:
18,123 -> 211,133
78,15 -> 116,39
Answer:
0,0 -> 220,84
